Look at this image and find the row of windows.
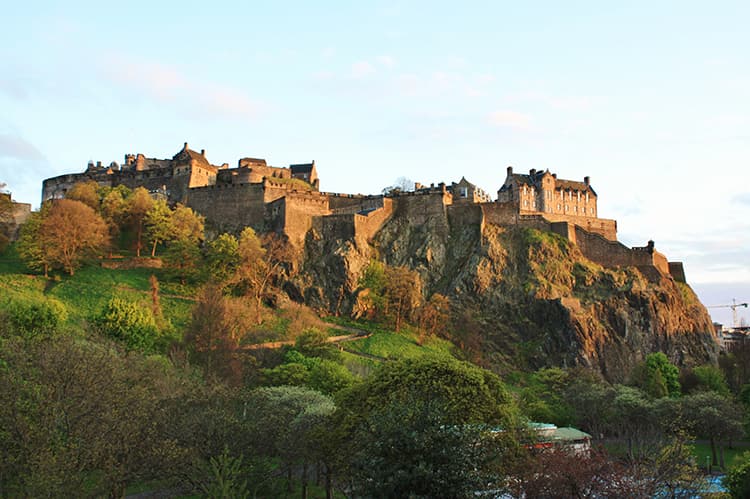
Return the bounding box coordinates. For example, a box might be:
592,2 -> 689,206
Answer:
522,199 -> 595,216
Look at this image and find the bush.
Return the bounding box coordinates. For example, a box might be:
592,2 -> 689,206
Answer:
93,297 -> 159,352
725,451 -> 750,498
1,297 -> 67,338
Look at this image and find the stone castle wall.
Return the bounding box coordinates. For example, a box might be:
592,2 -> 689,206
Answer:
187,183 -> 266,233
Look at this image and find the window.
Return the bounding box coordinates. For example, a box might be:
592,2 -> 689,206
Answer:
557,203 -> 561,210
582,207 -> 586,214
565,205 -> 569,212
461,187 -> 468,198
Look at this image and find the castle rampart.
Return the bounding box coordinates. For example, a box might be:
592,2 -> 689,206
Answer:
39,144 -> 690,285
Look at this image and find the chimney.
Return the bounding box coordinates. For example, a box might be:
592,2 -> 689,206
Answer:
183,142 -> 189,150
529,168 -> 536,176
552,173 -> 557,179
507,166 -> 513,176
584,176 -> 590,186
201,149 -> 206,156
96,161 -> 102,168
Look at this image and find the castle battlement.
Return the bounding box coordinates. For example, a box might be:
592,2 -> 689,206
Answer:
39,143 -> 685,283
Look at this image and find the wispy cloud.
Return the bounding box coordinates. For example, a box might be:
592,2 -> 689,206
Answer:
101,55 -> 263,120
0,134 -> 46,161
487,110 -> 532,131
351,61 -> 376,78
733,193 -> 750,206
376,55 -> 395,68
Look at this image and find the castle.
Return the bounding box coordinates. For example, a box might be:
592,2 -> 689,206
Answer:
41,143 -> 685,282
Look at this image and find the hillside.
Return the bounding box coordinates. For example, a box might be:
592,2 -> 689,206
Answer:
293,205 -> 718,381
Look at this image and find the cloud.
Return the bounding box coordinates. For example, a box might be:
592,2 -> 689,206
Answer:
0,134 -> 46,161
376,55 -> 395,68
351,61 -> 376,78
734,193 -> 750,206
503,91 -> 599,113
101,55 -> 263,120
487,110 -> 532,130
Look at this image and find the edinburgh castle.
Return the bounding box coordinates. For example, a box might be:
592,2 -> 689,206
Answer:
42,143 -> 686,283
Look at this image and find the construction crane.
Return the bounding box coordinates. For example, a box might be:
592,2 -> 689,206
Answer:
708,299 -> 749,328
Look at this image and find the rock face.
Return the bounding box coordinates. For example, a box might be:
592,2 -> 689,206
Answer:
291,201 -> 718,381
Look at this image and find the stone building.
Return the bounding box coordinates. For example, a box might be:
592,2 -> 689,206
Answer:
496,166 -> 616,241
39,145 -> 685,282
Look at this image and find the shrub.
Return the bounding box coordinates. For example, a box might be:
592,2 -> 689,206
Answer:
93,297 -> 159,352
1,297 -> 67,338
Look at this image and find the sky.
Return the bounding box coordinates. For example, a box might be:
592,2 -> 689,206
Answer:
1,1 -> 748,326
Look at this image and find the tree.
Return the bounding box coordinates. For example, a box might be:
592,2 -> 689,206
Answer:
170,204 -> 204,244
206,233 -> 239,282
16,205 -> 52,276
127,187 -> 154,257
234,229 -> 290,324
682,391 -> 745,468
725,451 -> 750,499
350,395 -> 505,498
631,352 -> 681,398
416,293 -> 451,343
681,365 -> 731,397
38,199 -> 109,275
382,265 -> 423,331
163,238 -> 203,284
100,186 -> 130,249
185,284 -> 244,383
245,386 -> 335,497
145,199 -> 173,257
65,180 -> 100,210
0,189 -> 12,251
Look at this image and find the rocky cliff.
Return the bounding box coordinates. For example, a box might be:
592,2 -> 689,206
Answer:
290,200 -> 718,381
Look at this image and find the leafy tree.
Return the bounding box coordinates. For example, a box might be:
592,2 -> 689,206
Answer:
0,190 -> 12,251
37,199 -> 109,275
349,395 -> 505,498
170,203 -> 204,243
206,233 -> 239,282
631,352 -> 681,398
682,391 -> 745,468
197,448 -> 250,499
725,451 -> 750,499
16,205 -> 52,276
163,238 -> 203,284
383,265 -> 423,331
234,228 -> 290,324
127,187 -> 154,257
337,357 -> 520,497
145,199 -> 173,256
681,365 -> 731,397
100,186 -> 130,248
65,180 -> 100,210
563,372 -> 615,439
416,292 -> 451,343
0,335 -> 191,497
245,386 -> 335,497
185,284 -> 243,383
93,297 -> 160,352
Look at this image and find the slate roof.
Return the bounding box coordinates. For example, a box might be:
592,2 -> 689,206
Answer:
172,143 -> 213,169
500,170 -> 596,196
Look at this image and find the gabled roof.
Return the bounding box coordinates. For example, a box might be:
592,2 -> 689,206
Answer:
172,142 -> 212,168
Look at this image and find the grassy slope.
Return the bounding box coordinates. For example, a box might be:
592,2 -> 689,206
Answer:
0,246 -> 195,333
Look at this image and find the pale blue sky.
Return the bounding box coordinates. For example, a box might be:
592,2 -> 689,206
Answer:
1,1 -> 749,325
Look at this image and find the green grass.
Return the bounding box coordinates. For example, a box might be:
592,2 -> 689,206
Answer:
0,247 -> 194,334
345,325 -> 456,360
691,442 -> 747,470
